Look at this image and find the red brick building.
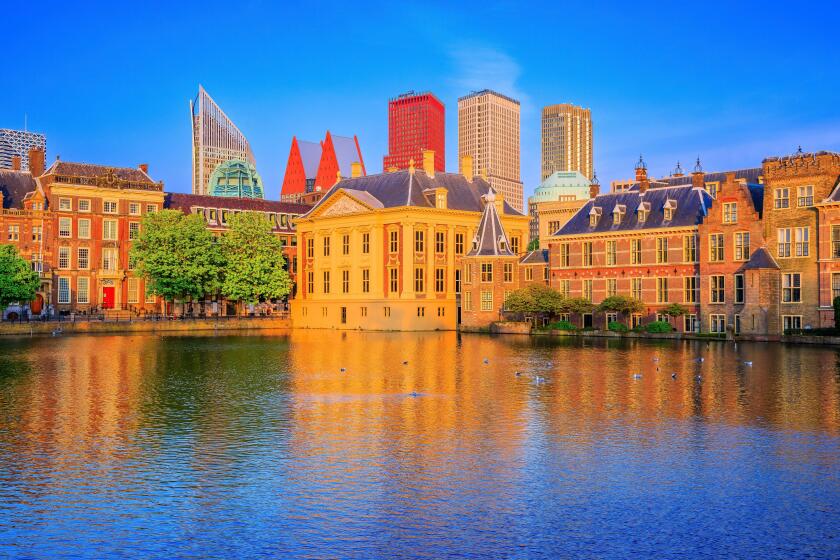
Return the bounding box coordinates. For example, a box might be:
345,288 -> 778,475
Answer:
383,92 -> 445,173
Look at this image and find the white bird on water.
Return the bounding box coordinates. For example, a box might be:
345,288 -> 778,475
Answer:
483,358 -> 489,364
744,361 -> 753,366
633,374 -> 642,379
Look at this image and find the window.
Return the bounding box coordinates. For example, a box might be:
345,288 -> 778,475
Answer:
103,219 -> 118,240
322,271 -> 330,294
77,248 -> 89,270
632,277 -> 643,300
503,263 -> 513,283
103,200 -> 118,213
58,198 -> 72,211
605,312 -> 618,326
706,183 -> 719,199
481,262 -> 493,282
582,242 -> 593,266
710,275 -> 725,303
59,217 -> 72,238
306,238 -> 314,258
656,277 -> 668,303
684,314 -> 699,333
7,225 -> 19,241
783,315 -> 802,331
778,228 -> 791,258
435,268 -> 445,292
455,269 -> 461,294
362,269 -> 370,293
656,237 -> 668,263
323,237 -> 330,257
480,291 -> 493,311
832,226 -> 840,258
606,240 -> 617,265
30,253 -> 43,273
384,306 -> 391,317
415,230 -> 425,253
735,274 -> 745,304
78,199 -> 90,212
583,279 -> 593,301
129,202 -> 141,215
341,307 -> 347,324
342,270 -> 350,293
307,271 -> 314,294
774,188 -> 789,209
631,314 -> 642,328
77,277 -> 90,304
31,226 -> 42,242
435,231 -> 445,253
734,232 -> 750,261
709,234 -> 724,262
463,291 -> 472,311
683,235 -> 697,262
389,268 -> 399,293
511,236 -> 519,255
127,278 -> 139,303
710,314 -> 726,333
437,306 -> 445,317
684,276 -> 698,303
78,219 -> 90,239
58,277 -> 70,304
833,272 -> 840,300
723,202 -> 737,223
455,233 -> 465,255
146,290 -> 156,304
559,279 -> 570,298
795,227 -> 809,257
613,208 -> 623,224
102,248 -> 118,271
798,185 -> 813,207
389,230 -> 399,253
146,204 -> 157,213
342,234 -> 350,255
782,273 -> 801,303
525,268 -> 533,281
464,263 -> 472,283
638,209 -> 648,222
362,232 -> 370,254
129,222 -> 140,240
663,207 -> 673,222
559,243 -> 570,267
361,307 -> 368,317
58,246 -> 70,269
589,213 -> 599,227
631,239 -> 642,264
606,278 -> 617,297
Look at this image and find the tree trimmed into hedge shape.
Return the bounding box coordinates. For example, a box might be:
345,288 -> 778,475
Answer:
129,210 -> 225,302
0,245 -> 40,307
597,295 -> 645,315
561,297 -> 596,315
663,303 -> 689,318
221,212 -> 293,305
504,284 -> 566,315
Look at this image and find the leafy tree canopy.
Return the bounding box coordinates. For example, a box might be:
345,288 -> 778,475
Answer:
504,284 -> 566,315
0,245 -> 40,307
561,297 -> 596,315
663,303 -> 689,317
597,295 -> 645,315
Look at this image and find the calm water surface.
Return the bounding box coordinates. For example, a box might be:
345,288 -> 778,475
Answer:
0,331 -> 838,559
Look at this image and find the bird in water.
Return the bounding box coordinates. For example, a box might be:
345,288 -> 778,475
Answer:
633,374 -> 642,379
483,358 -> 489,364
402,361 -> 408,365
533,376 -> 546,384
697,357 -> 705,363
340,368 -> 346,373
515,371 -> 522,377
409,391 -> 419,397
744,361 -> 753,366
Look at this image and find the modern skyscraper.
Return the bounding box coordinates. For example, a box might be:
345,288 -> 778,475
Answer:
383,92 -> 445,173
541,103 -> 593,181
0,129 -> 46,172
458,90 -> 523,212
190,85 -> 254,195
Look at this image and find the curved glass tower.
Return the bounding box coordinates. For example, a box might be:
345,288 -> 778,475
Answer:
207,160 -> 264,199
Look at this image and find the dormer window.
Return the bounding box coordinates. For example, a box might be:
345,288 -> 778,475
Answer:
589,207 -> 603,227
498,236 -> 507,252
472,236 -> 478,251
613,205 -> 626,225
663,199 -> 677,222
637,201 -> 651,223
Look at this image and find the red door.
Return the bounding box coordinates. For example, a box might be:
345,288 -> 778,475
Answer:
102,287 -> 115,309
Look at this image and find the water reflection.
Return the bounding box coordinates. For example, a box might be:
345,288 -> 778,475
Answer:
0,332 -> 838,558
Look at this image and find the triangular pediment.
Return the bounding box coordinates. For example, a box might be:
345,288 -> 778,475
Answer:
314,190 -> 377,218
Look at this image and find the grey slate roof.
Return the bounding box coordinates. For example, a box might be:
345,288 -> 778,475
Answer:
556,184 -> 713,236
304,170 -> 523,217
298,140 -> 322,179
520,249 -> 548,264
651,167 -> 763,188
742,247 -> 780,270
333,135 -> 363,177
466,191 -> 515,257
0,169 -> 37,209
166,192 -> 310,217
825,177 -> 840,202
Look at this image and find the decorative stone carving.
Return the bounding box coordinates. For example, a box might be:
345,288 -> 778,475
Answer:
320,196 -> 369,218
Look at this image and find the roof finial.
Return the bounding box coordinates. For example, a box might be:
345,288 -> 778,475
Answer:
635,154 -> 646,170
694,157 -> 702,173
796,145 -> 804,155
591,171 -> 600,186
408,158 -> 415,174
673,161 -> 684,176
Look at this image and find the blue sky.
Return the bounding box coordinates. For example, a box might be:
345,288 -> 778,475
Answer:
4,1 -> 839,199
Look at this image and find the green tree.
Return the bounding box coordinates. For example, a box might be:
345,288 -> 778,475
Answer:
561,297 -> 596,315
221,212 -> 293,305
130,210 -> 225,302
663,303 -> 688,318
527,237 -> 540,251
504,284 -> 566,315
0,245 -> 40,307
597,295 -> 645,315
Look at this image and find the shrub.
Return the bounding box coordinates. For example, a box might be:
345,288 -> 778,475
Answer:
645,320 -> 673,333
608,321 -> 629,333
546,320 -> 577,331
632,323 -> 646,333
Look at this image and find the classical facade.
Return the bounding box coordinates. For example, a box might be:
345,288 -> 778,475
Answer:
292,153 -> 529,331
458,90 -> 524,213
384,92 -> 445,173
541,104 -> 593,180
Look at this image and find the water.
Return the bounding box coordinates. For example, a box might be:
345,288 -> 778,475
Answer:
0,331 -> 838,559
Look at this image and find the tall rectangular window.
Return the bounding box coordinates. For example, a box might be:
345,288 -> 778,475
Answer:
306,238 -> 314,258
480,291 -> 493,311
362,269 -> 370,293
782,273 -> 801,303
632,277 -> 643,300
414,267 -> 424,292
129,222 -> 140,240
774,188 -> 789,209
683,235 -> 697,262
78,219 -> 90,239
77,277 -> 90,304
389,230 -> 399,253
435,231 -> 445,253
127,278 -> 139,303
342,270 -> 350,293
77,248 -> 89,270
606,240 -> 617,265
734,232 -> 750,261
58,246 -> 70,269
7,225 -> 19,241
362,233 -> 370,254
481,262 -> 493,282
455,233 -> 464,255
464,291 -> 472,311
323,237 -> 330,257
656,237 -> 668,263
307,271 -> 314,294
559,279 -> 570,298
322,270 -> 330,294
582,242 -> 593,267
583,279 -> 593,301
656,277 -> 668,303
606,278 -> 617,297
631,239 -> 642,264
832,226 -> 840,258
735,274 -> 745,304
777,228 -> 791,258
723,202 -> 737,223
833,272 -> 840,300
342,234 -> 350,255
710,275 -> 725,303
795,227 -> 809,256
503,262 -> 513,283
103,219 -> 118,241
102,248 -> 118,271
59,217 -> 72,238
58,277 -> 70,304
683,276 -> 698,303
510,236 -> 520,255
435,268 -> 445,292
560,243 -> 570,267
798,185 -> 813,207
415,230 -> 425,252
709,234 -> 724,262
31,226 -> 42,242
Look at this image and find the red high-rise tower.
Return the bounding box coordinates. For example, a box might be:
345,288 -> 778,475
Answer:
383,92 -> 445,172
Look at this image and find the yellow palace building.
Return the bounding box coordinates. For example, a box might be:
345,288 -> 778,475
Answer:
292,151 -> 529,330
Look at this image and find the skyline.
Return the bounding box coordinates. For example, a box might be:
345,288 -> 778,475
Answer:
3,0 -> 839,200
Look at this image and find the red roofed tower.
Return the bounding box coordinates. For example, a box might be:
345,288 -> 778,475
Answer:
281,137 -> 307,198
314,131 -> 366,190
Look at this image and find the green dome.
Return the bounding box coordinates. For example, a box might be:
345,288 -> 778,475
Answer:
208,160 -> 264,199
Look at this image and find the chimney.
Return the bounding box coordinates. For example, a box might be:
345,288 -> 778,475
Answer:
462,155 -> 474,182
635,154 -> 647,182
408,158 -> 415,175
724,171 -> 736,195
351,161 -> 362,178
335,170 -> 342,185
139,163 -> 149,175
28,147 -> 45,178
691,157 -> 705,189
422,149 -> 435,178
589,183 -> 599,199
11,155 -> 21,171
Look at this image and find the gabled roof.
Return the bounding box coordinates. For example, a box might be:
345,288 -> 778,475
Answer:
748,184 -> 765,217
824,176 -> 840,202
556,184 -> 712,236
333,135 -> 365,177
165,193 -> 310,215
466,191 -> 515,257
0,169 -> 37,209
298,140 -> 322,178
302,170 -> 522,218
743,247 -> 779,270
520,248 -> 548,265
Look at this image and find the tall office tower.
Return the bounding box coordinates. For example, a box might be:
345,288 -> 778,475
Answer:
190,85 -> 255,195
0,129 -> 46,172
541,103 -> 593,181
383,92 -> 445,172
458,90 -> 523,212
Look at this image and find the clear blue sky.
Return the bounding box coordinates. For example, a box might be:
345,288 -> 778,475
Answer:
4,1 -> 839,199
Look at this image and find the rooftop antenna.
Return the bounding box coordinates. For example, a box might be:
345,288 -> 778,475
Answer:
24,113 -> 28,132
